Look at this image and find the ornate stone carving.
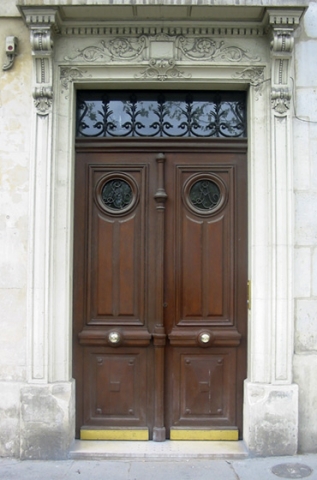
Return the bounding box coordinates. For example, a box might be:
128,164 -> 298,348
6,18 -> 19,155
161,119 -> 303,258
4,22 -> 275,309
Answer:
135,58 -> 191,82
60,67 -> 90,97
23,8 -> 60,116
33,86 -> 53,115
267,9 -> 304,116
233,67 -> 265,100
176,36 -> 260,62
65,36 -> 147,62
271,87 -> 291,115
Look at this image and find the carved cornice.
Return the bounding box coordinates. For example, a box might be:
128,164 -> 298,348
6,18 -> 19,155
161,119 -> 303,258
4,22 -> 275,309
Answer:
21,7 -> 60,115
61,25 -> 265,38
266,8 -> 305,116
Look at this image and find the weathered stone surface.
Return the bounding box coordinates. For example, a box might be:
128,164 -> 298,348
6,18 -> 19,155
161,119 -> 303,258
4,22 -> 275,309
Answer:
20,381 -> 75,460
0,383 -> 21,458
295,299 -> 317,352
0,0 -> 20,17
294,354 -> 317,453
0,16 -> 31,387
244,382 -> 298,456
294,248 -> 311,298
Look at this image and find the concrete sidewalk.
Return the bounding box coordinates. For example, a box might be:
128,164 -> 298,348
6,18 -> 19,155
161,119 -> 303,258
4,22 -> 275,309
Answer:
1,455 -> 317,480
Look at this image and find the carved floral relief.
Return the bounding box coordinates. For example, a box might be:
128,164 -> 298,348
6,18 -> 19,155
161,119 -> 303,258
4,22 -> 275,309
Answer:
176,36 -> 260,62
135,58 -> 191,82
64,34 -> 261,65
65,36 -> 148,62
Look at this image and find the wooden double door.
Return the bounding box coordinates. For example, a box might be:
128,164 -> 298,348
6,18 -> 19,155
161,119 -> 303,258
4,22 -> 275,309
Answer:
73,139 -> 247,441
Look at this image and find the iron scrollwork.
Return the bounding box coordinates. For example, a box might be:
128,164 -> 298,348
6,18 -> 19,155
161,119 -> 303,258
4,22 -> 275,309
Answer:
190,180 -> 221,210
76,90 -> 247,139
102,179 -> 133,210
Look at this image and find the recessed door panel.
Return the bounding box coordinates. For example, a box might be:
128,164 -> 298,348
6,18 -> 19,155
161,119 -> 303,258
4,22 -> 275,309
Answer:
88,165 -> 147,326
84,348 -> 148,426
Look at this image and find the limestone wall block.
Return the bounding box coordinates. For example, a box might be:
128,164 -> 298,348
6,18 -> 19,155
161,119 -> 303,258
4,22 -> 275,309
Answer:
294,353 -> 317,453
295,299 -> 317,352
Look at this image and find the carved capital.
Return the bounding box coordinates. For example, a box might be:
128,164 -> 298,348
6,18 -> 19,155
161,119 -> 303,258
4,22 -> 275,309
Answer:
20,8 -> 60,115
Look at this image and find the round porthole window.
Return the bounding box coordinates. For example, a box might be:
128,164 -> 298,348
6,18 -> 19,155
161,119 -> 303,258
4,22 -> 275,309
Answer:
95,173 -> 139,216
101,179 -> 132,210
189,179 -> 221,211
183,173 -> 227,216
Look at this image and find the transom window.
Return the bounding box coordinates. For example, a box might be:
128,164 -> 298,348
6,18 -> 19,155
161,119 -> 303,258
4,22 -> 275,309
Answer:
76,90 -> 247,139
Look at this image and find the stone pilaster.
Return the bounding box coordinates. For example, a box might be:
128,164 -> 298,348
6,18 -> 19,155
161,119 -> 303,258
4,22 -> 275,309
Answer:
267,9 -> 301,386
22,8 -> 59,383
244,8 -> 305,456
17,8 -> 75,459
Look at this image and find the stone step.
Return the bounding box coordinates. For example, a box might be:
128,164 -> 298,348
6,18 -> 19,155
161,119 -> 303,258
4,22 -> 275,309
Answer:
69,440 -> 248,461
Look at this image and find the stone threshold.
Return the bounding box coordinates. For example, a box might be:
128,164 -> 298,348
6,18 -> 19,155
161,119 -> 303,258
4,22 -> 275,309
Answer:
69,440 -> 248,461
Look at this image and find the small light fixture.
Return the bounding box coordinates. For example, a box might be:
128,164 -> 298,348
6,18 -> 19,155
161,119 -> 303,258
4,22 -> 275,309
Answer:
3,36 -> 18,71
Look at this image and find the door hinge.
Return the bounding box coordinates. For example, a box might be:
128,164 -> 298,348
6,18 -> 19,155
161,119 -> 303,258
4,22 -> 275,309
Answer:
247,280 -> 251,310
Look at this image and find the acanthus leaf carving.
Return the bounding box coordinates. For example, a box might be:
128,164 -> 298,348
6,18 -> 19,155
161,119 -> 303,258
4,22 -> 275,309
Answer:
233,67 -> 265,100
65,36 -> 147,62
176,36 -> 260,62
60,67 -> 91,97
135,58 -> 191,82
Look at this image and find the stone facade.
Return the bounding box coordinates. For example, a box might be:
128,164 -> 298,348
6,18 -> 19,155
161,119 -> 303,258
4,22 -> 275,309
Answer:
0,0 -> 316,459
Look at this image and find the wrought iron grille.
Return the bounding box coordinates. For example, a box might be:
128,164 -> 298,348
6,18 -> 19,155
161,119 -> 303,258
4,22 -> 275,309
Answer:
102,179 -> 132,210
190,180 -> 221,210
76,90 -> 247,139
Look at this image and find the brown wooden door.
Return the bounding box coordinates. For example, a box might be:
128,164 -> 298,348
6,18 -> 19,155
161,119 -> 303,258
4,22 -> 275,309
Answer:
73,139 -> 247,441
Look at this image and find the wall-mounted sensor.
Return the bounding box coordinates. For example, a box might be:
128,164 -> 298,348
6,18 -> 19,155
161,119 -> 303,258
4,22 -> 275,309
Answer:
3,36 -> 18,71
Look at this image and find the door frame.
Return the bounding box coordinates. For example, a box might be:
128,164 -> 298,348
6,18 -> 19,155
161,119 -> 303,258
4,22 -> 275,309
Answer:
20,5 -> 303,456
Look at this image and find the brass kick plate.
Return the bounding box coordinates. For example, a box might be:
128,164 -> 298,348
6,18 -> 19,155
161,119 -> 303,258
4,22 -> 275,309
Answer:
170,429 -> 239,441
80,428 -> 149,441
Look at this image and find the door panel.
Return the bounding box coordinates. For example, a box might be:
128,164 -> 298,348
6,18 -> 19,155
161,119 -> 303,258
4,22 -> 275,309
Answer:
73,140 -> 247,440
163,151 -> 246,437
84,348 -> 148,424
171,349 -> 237,426
88,165 -> 147,326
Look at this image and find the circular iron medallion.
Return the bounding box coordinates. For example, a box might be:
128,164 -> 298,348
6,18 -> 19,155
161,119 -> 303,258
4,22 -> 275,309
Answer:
95,173 -> 139,216
183,173 -> 227,216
